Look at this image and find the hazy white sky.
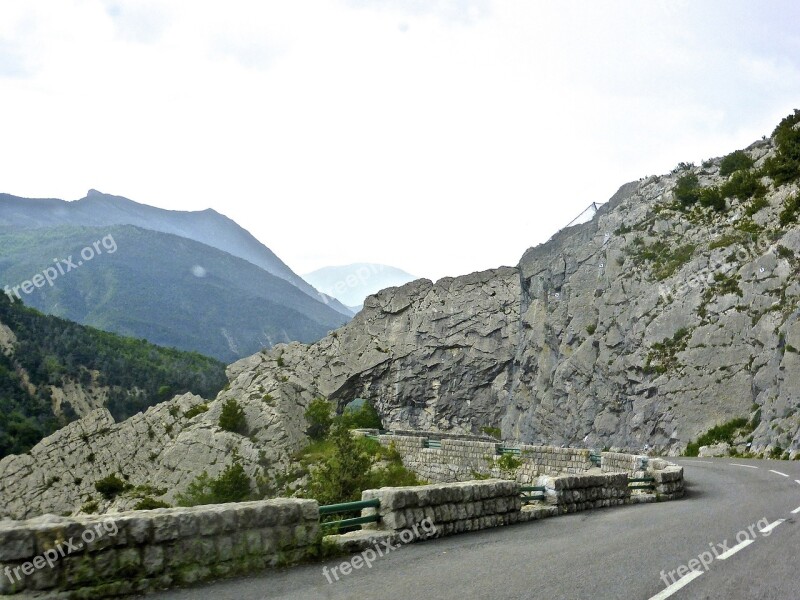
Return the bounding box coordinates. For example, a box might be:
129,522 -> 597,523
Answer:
1,1 -> 799,281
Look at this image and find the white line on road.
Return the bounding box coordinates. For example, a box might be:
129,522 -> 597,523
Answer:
649,570 -> 704,600
796,480 -> 800,485
791,506 -> 800,515
759,519 -> 786,534
687,460 -> 715,464
730,463 -> 759,469
769,469 -> 789,477
717,538 -> 754,560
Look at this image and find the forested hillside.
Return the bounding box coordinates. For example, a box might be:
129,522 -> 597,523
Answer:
0,292 -> 227,456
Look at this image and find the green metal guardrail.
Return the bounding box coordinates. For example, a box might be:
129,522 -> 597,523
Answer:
520,485 -> 546,503
318,498 -> 381,531
628,477 -> 656,491
589,451 -> 602,467
497,446 -> 521,455
424,439 -> 441,449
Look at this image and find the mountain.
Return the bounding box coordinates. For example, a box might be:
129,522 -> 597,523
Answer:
3,110 -> 800,519
0,190 -> 353,317
0,225 -> 350,362
0,292 -> 226,457
304,263 -> 417,310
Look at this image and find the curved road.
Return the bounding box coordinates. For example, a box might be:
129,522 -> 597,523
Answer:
139,458 -> 800,600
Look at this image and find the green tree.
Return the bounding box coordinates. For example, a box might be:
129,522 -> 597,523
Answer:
340,400 -> 383,430
305,397 -> 333,440
305,423 -> 373,505
218,397 -> 247,435
176,460 -> 252,506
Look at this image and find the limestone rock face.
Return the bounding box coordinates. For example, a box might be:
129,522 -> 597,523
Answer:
4,131 -> 800,519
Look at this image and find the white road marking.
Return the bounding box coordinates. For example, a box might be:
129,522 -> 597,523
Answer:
730,463 -> 759,469
769,469 -> 789,477
717,538 -> 754,560
687,460 -> 715,464
791,506 -> 800,515
649,570 -> 704,600
759,519 -> 785,534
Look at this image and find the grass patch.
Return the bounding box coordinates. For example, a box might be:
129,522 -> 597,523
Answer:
683,417 -> 754,457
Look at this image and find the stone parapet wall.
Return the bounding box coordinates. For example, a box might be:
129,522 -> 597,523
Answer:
0,499 -> 319,598
360,479 -> 522,536
537,473 -> 630,513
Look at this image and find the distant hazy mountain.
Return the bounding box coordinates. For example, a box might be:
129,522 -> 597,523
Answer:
0,225 -> 349,362
304,263 -> 417,309
0,190 -> 352,317
0,291 -> 227,457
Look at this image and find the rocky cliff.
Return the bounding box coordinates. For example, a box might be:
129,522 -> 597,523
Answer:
3,114 -> 799,519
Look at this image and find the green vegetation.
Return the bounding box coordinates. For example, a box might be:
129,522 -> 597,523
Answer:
645,328 -> 691,374
745,196 -> 769,217
339,400 -> 383,430
674,173 -> 701,207
176,459 -> 253,506
628,239 -> 696,281
585,323 -> 597,335
719,150 -> 754,176
184,403 -> 209,419
298,399 -> 419,506
779,194 -> 800,227
764,109 -> 800,185
683,417 -> 754,457
81,500 -> 99,514
94,474 -> 129,500
133,497 -> 171,510
719,169 -> 767,202
480,426 -> 502,439
0,292 -> 227,457
304,398 -> 334,440
218,398 -> 247,435
494,453 -> 522,479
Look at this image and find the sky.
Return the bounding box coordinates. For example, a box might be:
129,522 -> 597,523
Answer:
1,1 -> 799,282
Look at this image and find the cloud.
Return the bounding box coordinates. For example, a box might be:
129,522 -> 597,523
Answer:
102,1 -> 172,44
344,0 -> 491,24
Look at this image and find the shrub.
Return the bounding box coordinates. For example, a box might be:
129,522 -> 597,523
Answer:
134,497 -> 171,510
305,423 -> 374,505
745,196 -> 769,217
720,170 -> 766,201
480,426 -> 502,439
719,150 -> 754,176
495,453 -> 522,479
176,460 -> 252,506
674,173 -> 701,207
779,194 -> 800,227
305,397 -> 333,440
683,417 -> 752,457
94,474 -> 127,500
339,400 -> 383,430
698,186 -> 726,212
218,398 -> 247,435
764,109 -> 800,185
81,500 -> 99,514
184,403 -> 209,419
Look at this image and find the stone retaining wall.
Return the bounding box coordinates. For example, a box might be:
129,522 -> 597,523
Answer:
360,479 -> 522,536
0,499 -> 319,598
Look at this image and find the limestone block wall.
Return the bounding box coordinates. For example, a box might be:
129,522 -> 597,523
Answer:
517,445 -> 593,479
537,473 -> 630,513
0,499 -> 319,597
360,479 -> 523,536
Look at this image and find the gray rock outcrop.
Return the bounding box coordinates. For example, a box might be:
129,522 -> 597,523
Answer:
3,127 -> 800,519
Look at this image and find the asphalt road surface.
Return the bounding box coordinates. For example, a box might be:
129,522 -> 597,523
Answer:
138,458 -> 800,600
